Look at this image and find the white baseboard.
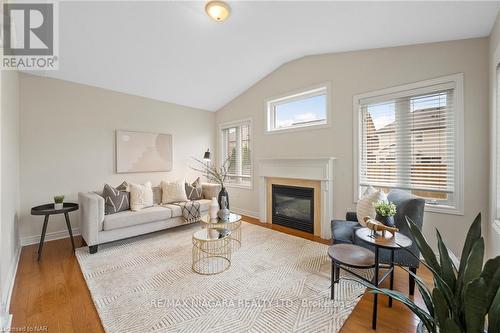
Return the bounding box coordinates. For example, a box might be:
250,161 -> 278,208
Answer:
1,244 -> 21,331
231,207 -> 259,220
21,227 -> 80,246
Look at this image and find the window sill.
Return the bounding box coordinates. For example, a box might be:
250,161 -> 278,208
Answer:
225,183 -> 253,190
266,122 -> 330,135
424,203 -> 463,216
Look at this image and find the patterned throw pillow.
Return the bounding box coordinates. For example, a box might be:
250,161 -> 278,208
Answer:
356,187 -> 388,226
161,180 -> 188,204
129,181 -> 154,211
103,182 -> 130,215
185,178 -> 203,200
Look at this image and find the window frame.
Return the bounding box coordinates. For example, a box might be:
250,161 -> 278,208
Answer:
219,118 -> 253,189
353,73 -> 464,215
265,82 -> 332,134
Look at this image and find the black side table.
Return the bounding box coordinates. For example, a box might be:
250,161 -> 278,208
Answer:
31,202 -> 79,261
355,227 -> 413,330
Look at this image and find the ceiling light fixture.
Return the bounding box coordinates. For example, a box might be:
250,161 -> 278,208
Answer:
205,1 -> 230,22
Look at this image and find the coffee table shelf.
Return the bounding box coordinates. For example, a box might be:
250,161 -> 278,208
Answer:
200,213 -> 242,251
192,228 -> 231,275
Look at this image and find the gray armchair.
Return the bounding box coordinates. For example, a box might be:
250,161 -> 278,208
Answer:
331,189 -> 425,295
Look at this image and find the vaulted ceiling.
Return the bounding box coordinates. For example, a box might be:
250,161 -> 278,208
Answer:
31,1 -> 499,111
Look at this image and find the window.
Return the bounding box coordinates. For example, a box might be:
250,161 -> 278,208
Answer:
266,84 -> 330,133
354,74 -> 464,215
221,120 -> 252,187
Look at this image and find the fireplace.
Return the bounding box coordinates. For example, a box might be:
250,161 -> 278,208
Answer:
272,184 -> 314,233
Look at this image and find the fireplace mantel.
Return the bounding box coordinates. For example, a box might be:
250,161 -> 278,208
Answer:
258,157 -> 335,239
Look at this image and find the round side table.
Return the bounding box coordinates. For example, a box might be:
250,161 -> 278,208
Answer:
355,227 -> 413,330
200,213 -> 242,251
192,228 -> 231,275
31,202 -> 79,261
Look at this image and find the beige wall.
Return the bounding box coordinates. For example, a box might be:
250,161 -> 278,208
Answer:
216,38 -> 490,256
489,12 -> 500,259
1,70 -> 20,321
19,74 -> 215,243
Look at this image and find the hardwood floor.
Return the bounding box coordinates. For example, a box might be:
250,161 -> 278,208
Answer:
9,216 -> 431,333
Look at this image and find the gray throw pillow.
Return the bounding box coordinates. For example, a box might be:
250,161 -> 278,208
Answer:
185,178 -> 203,200
103,181 -> 130,215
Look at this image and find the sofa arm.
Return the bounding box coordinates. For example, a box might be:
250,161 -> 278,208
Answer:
78,192 -> 104,246
201,183 -> 221,200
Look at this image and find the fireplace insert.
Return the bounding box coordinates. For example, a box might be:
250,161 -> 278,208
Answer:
271,184 -> 314,233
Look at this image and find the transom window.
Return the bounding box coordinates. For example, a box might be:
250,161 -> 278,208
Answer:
266,85 -> 330,133
221,120 -> 252,188
354,74 -> 464,215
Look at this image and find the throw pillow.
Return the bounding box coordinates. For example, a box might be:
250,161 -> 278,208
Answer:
103,181 -> 130,215
185,177 -> 203,200
161,180 -> 188,204
129,181 -> 154,211
356,187 -> 387,226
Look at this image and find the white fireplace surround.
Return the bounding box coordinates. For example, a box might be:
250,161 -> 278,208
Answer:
258,157 -> 335,239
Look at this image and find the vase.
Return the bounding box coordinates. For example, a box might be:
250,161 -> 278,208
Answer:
218,196 -> 230,221
375,213 -> 395,227
218,186 -> 229,209
209,197 -> 219,220
54,203 -> 63,210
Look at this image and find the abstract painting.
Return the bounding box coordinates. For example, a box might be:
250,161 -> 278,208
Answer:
116,130 -> 173,173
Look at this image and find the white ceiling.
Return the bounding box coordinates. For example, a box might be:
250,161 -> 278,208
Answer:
33,1 -> 499,111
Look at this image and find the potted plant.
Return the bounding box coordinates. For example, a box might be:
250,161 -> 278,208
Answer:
54,195 -> 64,210
191,157 -> 232,209
373,200 -> 397,227
359,213 -> 500,333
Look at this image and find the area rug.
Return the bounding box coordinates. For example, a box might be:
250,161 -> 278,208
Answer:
76,222 -> 371,333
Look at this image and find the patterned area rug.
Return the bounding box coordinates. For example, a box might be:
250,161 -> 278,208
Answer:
76,222 -> 371,333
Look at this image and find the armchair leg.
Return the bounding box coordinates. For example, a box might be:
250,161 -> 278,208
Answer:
89,245 -> 98,254
409,267 -> 417,296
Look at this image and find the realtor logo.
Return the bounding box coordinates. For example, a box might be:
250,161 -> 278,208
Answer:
1,2 -> 58,70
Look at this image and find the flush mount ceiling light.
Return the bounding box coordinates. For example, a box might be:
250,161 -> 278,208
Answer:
205,1 -> 231,22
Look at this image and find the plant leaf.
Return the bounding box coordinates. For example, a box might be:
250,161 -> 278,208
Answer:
406,217 -> 457,314
349,277 -> 436,331
401,266 -> 435,318
464,277 -> 488,333
480,256 -> 500,308
432,287 -> 450,329
461,238 -> 484,295
369,289 -> 435,331
442,318 -> 462,333
488,288 -> 500,333
458,213 -> 482,276
436,229 -> 457,292
405,216 -> 441,275
456,213 -> 482,304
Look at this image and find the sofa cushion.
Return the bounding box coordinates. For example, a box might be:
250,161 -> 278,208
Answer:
162,199 -> 211,218
103,206 -> 172,231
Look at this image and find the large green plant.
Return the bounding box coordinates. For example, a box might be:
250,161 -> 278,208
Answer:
362,213 -> 500,333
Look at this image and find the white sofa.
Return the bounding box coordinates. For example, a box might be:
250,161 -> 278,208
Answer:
78,183 -> 220,253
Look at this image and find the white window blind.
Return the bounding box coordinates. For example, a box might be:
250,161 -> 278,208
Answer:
221,121 -> 252,187
359,85 -> 456,206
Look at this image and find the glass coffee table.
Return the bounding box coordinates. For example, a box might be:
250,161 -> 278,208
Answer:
192,228 -> 231,275
200,213 -> 242,251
